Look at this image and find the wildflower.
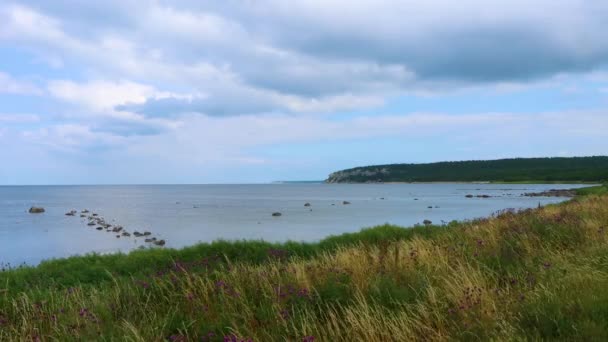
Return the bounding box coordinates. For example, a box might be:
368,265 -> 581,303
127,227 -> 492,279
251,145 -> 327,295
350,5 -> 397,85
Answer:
280,308 -> 290,320
302,336 -> 315,342
297,288 -> 310,298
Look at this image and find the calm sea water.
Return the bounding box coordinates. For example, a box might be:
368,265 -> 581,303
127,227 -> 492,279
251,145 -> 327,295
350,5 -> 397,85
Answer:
0,183 -> 590,266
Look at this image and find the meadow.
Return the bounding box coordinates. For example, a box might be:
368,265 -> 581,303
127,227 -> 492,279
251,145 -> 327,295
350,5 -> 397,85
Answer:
1,184 -> 607,341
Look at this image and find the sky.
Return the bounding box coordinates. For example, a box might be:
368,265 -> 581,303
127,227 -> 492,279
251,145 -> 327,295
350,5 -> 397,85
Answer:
0,0 -> 607,184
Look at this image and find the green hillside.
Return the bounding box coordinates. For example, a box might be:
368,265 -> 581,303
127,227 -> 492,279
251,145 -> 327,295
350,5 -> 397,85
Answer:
326,156 -> 608,183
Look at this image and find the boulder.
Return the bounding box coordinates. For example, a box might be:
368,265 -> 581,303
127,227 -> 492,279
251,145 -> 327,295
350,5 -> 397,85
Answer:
154,240 -> 166,246
423,219 -> 432,225
65,210 -> 77,216
29,207 -> 45,214
143,231 -> 151,236
96,227 -> 103,230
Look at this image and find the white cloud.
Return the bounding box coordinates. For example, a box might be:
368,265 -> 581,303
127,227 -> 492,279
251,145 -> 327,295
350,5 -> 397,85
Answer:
47,80 -> 156,111
1,1 -> 608,183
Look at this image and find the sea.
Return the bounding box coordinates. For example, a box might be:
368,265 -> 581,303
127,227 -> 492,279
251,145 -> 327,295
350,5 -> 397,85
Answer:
0,183 -> 591,266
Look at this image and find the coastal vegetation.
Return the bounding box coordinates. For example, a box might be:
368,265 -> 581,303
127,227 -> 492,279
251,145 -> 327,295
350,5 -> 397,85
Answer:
0,185 -> 607,340
325,156 -> 608,183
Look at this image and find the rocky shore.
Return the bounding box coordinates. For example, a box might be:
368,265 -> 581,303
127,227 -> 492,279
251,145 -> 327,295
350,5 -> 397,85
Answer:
522,189 -> 578,197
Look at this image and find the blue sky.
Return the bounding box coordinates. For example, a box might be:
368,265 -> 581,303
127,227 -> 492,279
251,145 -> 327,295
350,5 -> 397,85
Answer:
0,0 -> 607,184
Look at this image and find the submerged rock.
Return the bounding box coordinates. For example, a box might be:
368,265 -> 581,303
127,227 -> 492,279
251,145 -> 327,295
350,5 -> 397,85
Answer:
29,207 -> 45,214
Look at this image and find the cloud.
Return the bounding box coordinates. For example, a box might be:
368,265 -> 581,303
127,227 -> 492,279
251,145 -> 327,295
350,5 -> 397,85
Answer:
0,113 -> 40,123
234,0 -> 608,82
0,71 -> 43,95
1,1 -> 608,183
47,80 -> 156,111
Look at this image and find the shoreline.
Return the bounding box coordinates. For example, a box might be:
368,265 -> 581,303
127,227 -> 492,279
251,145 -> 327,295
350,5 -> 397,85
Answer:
2,184 -> 603,270
1,184 -> 600,267
0,185 -> 606,340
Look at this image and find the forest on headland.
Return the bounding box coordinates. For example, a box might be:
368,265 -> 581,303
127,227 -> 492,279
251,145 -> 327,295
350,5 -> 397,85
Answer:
326,156 -> 608,183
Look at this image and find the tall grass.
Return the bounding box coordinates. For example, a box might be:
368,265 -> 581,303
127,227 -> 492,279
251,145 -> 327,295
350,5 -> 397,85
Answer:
1,194 -> 607,340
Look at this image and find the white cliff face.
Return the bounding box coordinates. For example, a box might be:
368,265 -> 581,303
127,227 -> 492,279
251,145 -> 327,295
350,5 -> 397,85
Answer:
326,167 -> 390,183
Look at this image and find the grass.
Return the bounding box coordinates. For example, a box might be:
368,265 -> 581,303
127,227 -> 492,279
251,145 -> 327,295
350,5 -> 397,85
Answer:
1,190 -> 607,340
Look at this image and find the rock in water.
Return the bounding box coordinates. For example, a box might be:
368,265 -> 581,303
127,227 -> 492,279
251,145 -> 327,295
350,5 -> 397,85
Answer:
342,201 -> 351,205
272,212 -> 282,217
29,207 -> 45,214
304,203 -> 311,207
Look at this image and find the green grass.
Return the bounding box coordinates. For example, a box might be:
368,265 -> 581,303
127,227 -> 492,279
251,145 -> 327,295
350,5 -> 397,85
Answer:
0,223 -> 448,294
1,192 -> 608,340
576,183 -> 608,196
